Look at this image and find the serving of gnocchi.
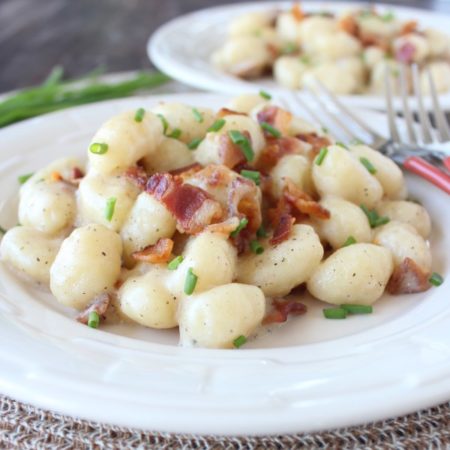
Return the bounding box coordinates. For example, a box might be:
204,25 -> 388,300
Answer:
211,4 -> 450,95
0,93 -> 442,349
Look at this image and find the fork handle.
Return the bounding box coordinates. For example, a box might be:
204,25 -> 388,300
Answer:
403,156 -> 450,195
444,156 -> 450,173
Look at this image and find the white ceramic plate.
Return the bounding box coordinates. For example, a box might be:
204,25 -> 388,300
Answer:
0,93 -> 449,436
148,1 -> 450,111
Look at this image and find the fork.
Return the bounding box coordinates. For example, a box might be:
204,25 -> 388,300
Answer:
281,73 -> 450,195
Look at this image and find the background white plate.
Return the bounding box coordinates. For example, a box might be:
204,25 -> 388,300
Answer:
0,93 -> 449,436
148,1 -> 450,111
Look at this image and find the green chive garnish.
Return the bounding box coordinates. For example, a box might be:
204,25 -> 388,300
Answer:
341,304 -> 373,314
281,42 -> 297,54
228,130 -> 254,162
233,335 -> 247,348
89,143 -> 108,154
184,267 -> 198,295
256,224 -> 268,238
187,137 -> 203,150
167,128 -> 182,139
18,173 -> 34,184
0,225 -> 7,234
360,205 -> 390,228
321,126 -> 329,134
429,272 -> 444,287
88,311 -> 100,328
192,108 -> 203,123
360,157 -> 377,174
299,55 -> 310,65
250,240 -> 264,254
350,138 -> 364,145
342,236 -> 357,247
230,217 -> 248,237
259,90 -> 272,100
260,121 -> 281,138
335,142 -> 348,149
105,197 -> 116,222
323,308 -> 347,319
240,169 -> 260,185
315,147 -> 328,165
157,114 -> 169,134
134,107 -> 145,122
168,255 -> 183,270
381,11 -> 395,21
207,118 -> 226,132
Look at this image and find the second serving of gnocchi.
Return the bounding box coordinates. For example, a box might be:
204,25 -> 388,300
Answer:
0,93 -> 443,348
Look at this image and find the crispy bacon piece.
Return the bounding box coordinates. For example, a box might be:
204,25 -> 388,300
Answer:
256,136 -> 307,171
169,163 -> 203,182
387,257 -> 430,294
218,133 -> 247,168
257,106 -> 292,136
132,238 -> 174,263
296,133 -> 332,158
50,171 -> 63,182
125,166 -> 148,190
395,41 -> 416,64
146,173 -> 223,234
76,293 -> 111,325
400,21 -> 418,36
205,217 -> 240,236
291,3 -> 305,21
358,33 -> 390,51
263,298 -> 307,325
338,15 -> 359,36
269,214 -> 295,245
216,108 -> 247,118
71,167 -> 84,180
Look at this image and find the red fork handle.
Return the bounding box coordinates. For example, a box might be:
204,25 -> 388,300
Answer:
403,156 -> 450,195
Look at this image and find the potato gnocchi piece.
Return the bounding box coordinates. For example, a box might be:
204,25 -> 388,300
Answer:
313,197 -> 372,249
393,33 -> 429,63
50,224 -> 122,309
88,110 -> 163,174
348,144 -> 407,199
308,31 -> 362,60
312,145 -> 383,208
307,243 -> 393,305
1,226 -> 63,284
229,11 -> 275,37
298,16 -> 336,47
77,170 -> 141,232
273,56 -> 308,90
178,283 -> 265,349
373,221 -> 432,272
120,192 -> 176,268
275,12 -> 302,42
375,201 -> 431,238
237,224 -> 323,297
22,157 -> 84,185
226,94 -> 269,114
424,28 -> 450,57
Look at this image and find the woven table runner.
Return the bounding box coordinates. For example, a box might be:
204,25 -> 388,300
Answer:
0,395 -> 449,449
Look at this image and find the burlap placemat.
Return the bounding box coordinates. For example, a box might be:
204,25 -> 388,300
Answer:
0,395 -> 449,449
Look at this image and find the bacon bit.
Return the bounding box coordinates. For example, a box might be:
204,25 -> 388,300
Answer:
205,217 -> 240,235
269,213 -> 295,245
125,166 -> 148,190
218,133 -> 247,168
358,33 -> 390,51
296,133 -> 332,158
132,238 -> 174,263
170,163 -> 203,182
263,298 -> 307,325
266,43 -> 280,59
50,171 -> 63,182
291,3 -> 305,21
71,167 -> 84,180
387,257 -> 431,294
146,173 -> 223,234
257,136 -> 307,171
338,15 -> 359,36
395,41 -> 416,64
257,106 -> 292,136
216,108 -> 247,119
400,20 -> 418,35
76,293 -> 110,325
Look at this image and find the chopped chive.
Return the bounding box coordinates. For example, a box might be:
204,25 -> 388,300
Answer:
230,217 -> 248,237
192,108 -> 203,123
335,142 -> 348,149
360,204 -> 390,228
429,272 -> 444,287
207,118 -> 226,132
89,143 -> 109,155
18,173 -> 34,184
259,90 -> 272,100
281,42 -> 297,54
360,157 -> 377,174
134,107 -> 145,122
228,130 -> 254,162
168,255 -> 183,270
250,240 -> 264,254
341,304 -> 373,314
381,11 -> 395,21
0,225 -> 7,234
184,267 -> 198,295
157,113 -> 169,134
323,308 -> 347,319
187,137 -> 203,150
350,138 -> 364,145
315,147 -> 328,165
167,128 -> 182,139
233,335 -> 247,348
256,224 -> 268,238
321,126 -> 329,134
105,197 -> 116,222
299,55 -> 310,65
88,311 -> 100,328
240,169 -> 260,185
260,121 -> 281,138
342,236 -> 356,247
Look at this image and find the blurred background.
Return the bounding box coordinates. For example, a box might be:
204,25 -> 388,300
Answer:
1,0 -> 449,92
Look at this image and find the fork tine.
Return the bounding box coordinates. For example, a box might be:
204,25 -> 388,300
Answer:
384,66 -> 401,143
411,64 -> 433,144
399,64 -> 417,144
427,68 -> 450,142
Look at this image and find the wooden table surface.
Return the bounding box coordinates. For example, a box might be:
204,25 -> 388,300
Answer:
1,0 -> 449,92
